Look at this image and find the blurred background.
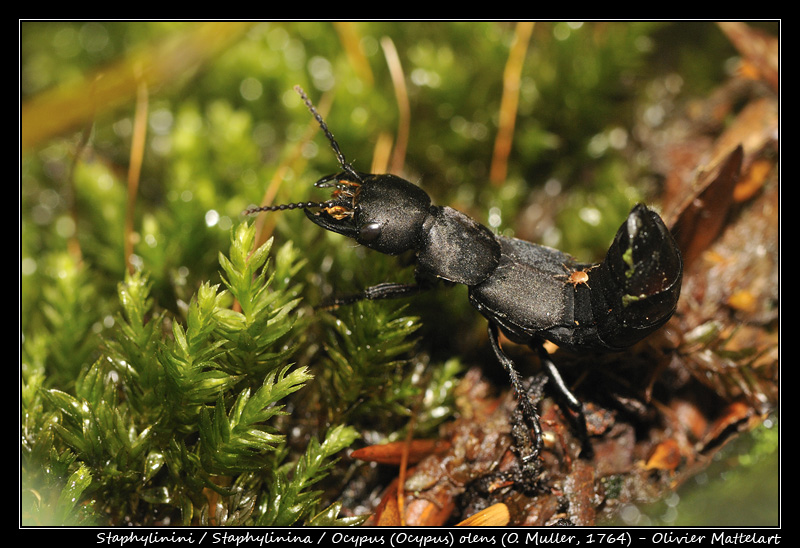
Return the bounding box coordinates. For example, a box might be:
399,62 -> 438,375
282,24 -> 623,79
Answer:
20,21 -> 779,526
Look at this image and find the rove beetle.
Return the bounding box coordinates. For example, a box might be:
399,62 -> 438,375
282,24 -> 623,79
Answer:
247,87 -> 683,463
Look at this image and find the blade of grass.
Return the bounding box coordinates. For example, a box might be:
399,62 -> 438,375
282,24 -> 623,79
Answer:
381,36 -> 410,176
490,21 -> 535,186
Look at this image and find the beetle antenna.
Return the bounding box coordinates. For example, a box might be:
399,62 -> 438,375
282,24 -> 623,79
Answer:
244,201 -> 334,215
295,85 -> 363,183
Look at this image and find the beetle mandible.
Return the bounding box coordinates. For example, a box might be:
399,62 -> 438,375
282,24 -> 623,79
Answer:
247,86 -> 683,461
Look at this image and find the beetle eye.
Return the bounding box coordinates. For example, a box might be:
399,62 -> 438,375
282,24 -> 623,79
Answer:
359,222 -> 382,242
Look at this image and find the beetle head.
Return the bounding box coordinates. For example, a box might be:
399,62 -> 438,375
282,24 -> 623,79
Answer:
304,171 -> 431,255
247,86 -> 432,255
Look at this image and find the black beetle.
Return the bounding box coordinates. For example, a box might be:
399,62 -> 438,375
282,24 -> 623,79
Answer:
248,87 -> 683,461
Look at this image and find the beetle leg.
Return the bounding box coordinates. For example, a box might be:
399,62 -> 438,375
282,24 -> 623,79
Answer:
321,282 -> 424,308
487,323 -> 542,463
535,345 -> 592,457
